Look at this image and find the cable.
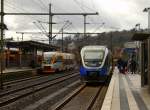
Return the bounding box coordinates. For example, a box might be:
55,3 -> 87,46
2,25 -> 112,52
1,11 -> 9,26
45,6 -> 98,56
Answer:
5,1 -> 37,19
72,0 -> 103,33
92,22 -> 105,33
74,0 -> 97,12
32,0 -> 47,11
70,23 -> 80,32
52,21 -> 72,39
5,0 -> 44,20
4,0 -> 50,42
5,0 -> 48,31
72,0 -> 86,12
91,0 -> 95,9
33,21 -> 48,37
37,21 -> 48,35
38,0 -> 48,9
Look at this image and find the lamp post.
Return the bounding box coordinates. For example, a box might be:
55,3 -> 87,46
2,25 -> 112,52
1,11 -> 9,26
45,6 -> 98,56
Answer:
143,7 -> 150,90
143,7 -> 150,32
0,0 -> 4,90
135,23 -> 140,31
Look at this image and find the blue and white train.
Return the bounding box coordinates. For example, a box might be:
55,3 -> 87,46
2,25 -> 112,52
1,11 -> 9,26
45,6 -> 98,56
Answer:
80,45 -> 112,82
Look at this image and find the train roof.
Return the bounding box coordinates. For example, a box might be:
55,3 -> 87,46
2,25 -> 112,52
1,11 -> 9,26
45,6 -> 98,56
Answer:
44,51 -> 74,56
44,51 -> 74,59
81,45 -> 108,51
44,51 -> 58,55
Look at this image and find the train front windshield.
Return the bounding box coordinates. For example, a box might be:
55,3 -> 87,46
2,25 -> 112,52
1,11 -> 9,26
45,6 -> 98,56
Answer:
43,54 -> 53,64
43,57 -> 51,64
84,50 -> 104,67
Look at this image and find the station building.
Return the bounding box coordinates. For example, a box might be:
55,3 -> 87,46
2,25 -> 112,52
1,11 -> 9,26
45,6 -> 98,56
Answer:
2,40 -> 59,69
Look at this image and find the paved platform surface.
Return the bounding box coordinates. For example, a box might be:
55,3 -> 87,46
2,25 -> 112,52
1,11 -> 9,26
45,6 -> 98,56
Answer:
101,67 -> 150,110
3,67 -> 37,74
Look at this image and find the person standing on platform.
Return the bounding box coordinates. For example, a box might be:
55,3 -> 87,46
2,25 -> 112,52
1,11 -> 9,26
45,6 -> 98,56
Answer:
117,58 -> 124,74
130,59 -> 137,74
122,60 -> 127,74
127,58 -> 131,74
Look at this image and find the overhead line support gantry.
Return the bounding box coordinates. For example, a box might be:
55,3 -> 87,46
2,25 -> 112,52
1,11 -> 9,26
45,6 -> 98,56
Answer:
1,3 -> 98,44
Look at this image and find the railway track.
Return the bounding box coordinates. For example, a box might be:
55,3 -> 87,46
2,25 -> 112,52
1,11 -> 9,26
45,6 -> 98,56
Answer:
51,83 -> 108,110
3,70 -> 77,87
3,74 -> 43,86
0,72 -> 79,108
1,71 -> 77,93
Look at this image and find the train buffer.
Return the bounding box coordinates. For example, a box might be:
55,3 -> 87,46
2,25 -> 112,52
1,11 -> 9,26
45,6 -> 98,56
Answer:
101,67 -> 150,110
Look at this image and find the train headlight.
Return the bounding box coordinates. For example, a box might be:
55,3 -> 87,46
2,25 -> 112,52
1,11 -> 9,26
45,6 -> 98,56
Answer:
85,62 -> 88,64
99,62 -> 101,64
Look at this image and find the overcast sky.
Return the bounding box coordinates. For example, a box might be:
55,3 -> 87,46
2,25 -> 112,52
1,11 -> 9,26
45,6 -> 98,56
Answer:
2,0 -> 150,41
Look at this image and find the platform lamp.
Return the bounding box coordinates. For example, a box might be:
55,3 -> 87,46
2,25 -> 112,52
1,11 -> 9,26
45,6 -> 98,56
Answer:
135,23 -> 140,31
143,7 -> 150,32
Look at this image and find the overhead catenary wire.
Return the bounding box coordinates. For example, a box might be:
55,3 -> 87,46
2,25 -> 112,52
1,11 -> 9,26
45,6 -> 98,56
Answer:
4,0 -> 101,41
33,21 -> 48,37
91,0 -> 95,10
70,23 -> 80,33
52,21 -> 72,39
4,0 -> 50,41
76,0 -> 108,32
73,0 -> 97,12
37,20 -> 48,36
51,3 -> 73,24
72,0 -> 86,12
32,0 -> 48,11
92,22 -> 105,33
38,0 -> 48,9
5,0 -> 43,20
72,0 -> 103,33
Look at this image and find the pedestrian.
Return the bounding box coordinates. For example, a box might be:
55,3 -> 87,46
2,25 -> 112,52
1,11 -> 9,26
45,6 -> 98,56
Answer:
117,58 -> 125,74
130,59 -> 136,74
117,58 -> 122,73
127,58 -> 131,74
122,60 -> 127,74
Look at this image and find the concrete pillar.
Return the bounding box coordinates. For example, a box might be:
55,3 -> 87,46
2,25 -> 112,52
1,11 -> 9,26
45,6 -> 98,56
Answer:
19,48 -> 22,68
148,10 -> 150,32
6,48 -> 10,68
148,39 -> 150,92
42,51 -> 44,65
32,48 -> 37,67
3,49 -> 6,70
139,42 -> 142,74
141,42 -> 145,87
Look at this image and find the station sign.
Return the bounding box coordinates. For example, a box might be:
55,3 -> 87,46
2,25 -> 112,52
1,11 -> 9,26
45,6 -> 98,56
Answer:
124,41 -> 139,48
124,48 -> 137,53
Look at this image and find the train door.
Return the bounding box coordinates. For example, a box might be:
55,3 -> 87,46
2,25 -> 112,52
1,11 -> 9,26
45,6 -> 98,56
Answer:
54,55 -> 63,71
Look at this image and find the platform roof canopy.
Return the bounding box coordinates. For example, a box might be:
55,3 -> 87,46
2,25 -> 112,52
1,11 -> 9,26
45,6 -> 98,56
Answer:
6,40 -> 59,51
132,33 -> 150,41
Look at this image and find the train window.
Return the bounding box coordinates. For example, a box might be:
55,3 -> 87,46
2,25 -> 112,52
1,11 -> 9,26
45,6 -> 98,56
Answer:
84,50 -> 104,61
43,57 -> 51,64
56,56 -> 63,62
83,50 -> 104,67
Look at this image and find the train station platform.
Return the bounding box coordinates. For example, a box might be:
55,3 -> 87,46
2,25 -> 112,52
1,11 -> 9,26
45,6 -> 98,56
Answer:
1,67 -> 39,82
3,67 -> 35,74
101,67 -> 150,110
